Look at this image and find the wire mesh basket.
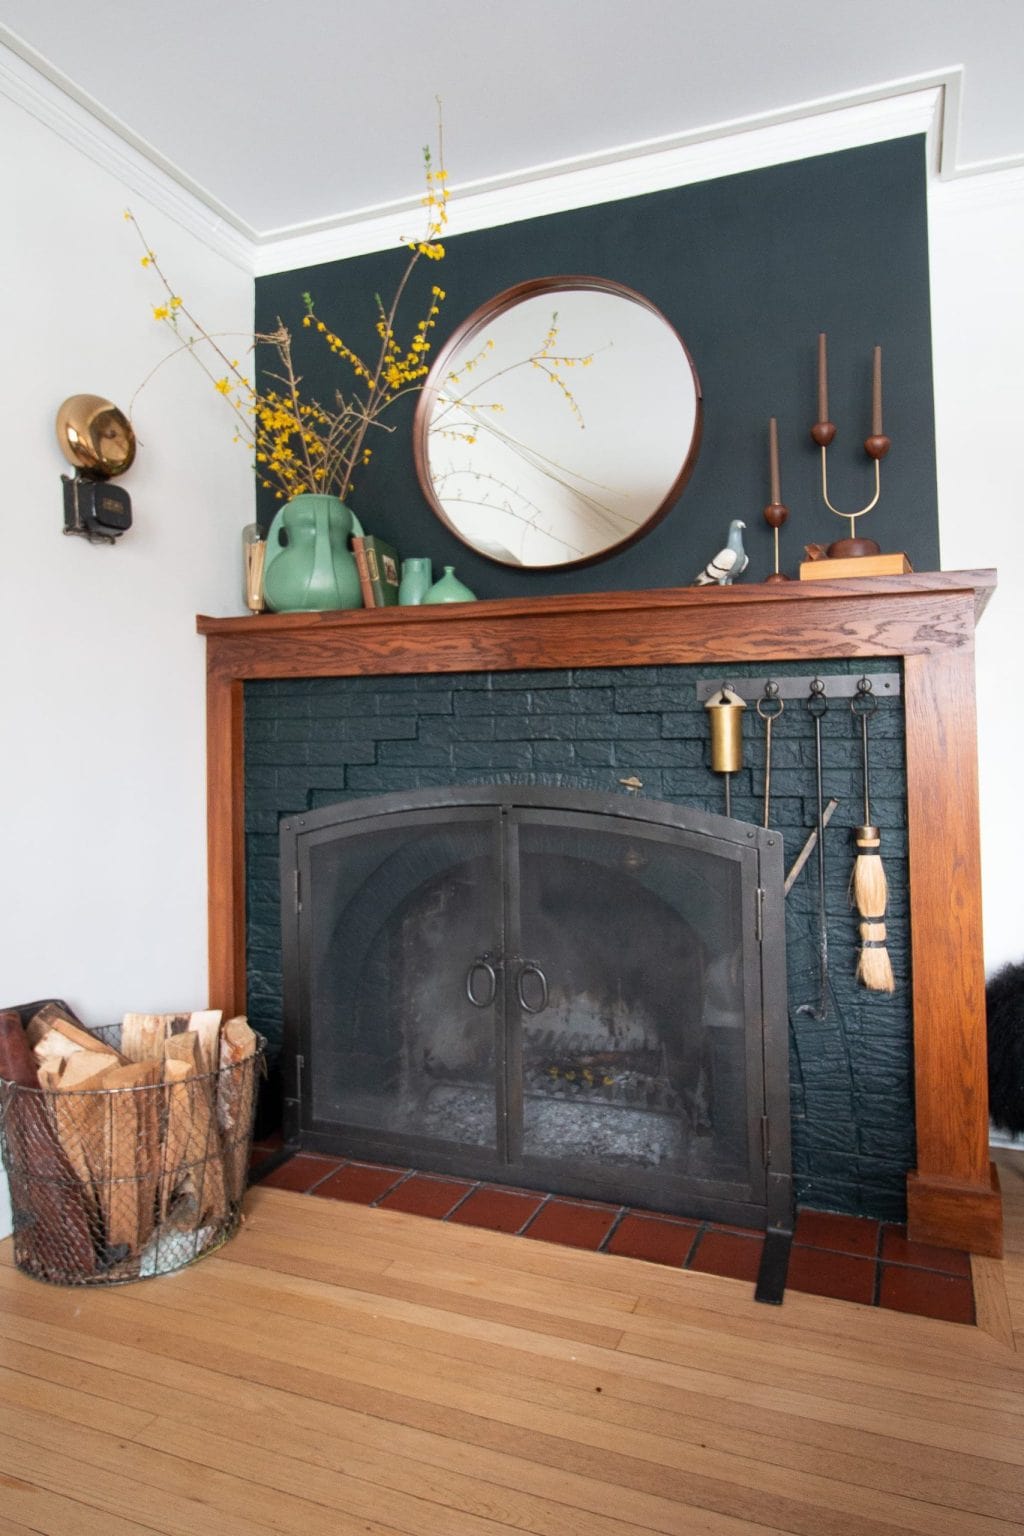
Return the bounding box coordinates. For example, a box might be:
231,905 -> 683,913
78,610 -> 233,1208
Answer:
0,1023 -> 265,1286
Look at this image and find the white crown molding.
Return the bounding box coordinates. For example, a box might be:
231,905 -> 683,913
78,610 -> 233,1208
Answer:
256,77 -> 948,275
0,31 -> 256,272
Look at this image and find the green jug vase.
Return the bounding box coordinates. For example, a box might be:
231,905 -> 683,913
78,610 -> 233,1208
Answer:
262,495 -> 365,612
423,565 -> 476,604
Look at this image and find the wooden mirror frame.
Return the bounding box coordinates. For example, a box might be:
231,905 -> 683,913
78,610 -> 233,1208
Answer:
412,276 -> 703,571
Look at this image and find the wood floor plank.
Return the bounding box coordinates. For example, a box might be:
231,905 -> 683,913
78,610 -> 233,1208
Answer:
0,1475 -> 164,1536
0,1418 -> 407,1536
973,1254 -> 1018,1350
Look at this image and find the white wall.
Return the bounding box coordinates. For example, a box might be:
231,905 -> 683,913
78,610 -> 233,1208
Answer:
0,92 -> 254,1234
929,166 -> 1024,975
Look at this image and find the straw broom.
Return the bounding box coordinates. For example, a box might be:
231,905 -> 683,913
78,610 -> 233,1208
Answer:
850,684 -> 894,993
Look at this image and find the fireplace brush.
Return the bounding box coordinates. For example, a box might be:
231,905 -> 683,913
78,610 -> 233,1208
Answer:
850,678 -> 895,992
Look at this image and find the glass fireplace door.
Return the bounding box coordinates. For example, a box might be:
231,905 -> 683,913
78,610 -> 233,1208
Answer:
298,807 -> 505,1155
507,808 -> 765,1208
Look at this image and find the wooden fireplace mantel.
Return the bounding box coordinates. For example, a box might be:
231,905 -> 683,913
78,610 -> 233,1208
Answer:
198,568 -> 1001,1255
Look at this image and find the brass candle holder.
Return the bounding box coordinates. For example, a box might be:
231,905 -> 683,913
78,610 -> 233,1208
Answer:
763,416 -> 790,582
811,334 -> 891,559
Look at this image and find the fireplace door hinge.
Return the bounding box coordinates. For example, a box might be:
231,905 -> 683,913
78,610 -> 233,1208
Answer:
760,1114 -> 771,1167
755,887 -> 765,943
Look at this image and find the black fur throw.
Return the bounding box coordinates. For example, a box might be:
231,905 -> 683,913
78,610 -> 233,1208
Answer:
987,958 -> 1024,1136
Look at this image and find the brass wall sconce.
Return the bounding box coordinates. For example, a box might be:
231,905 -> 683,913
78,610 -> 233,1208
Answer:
56,395 -> 136,544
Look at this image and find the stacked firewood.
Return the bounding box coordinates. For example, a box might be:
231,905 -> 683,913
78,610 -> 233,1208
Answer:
0,1002 -> 260,1282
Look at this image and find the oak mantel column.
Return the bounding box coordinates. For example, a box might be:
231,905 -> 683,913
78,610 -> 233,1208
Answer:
904,635 -> 1001,1256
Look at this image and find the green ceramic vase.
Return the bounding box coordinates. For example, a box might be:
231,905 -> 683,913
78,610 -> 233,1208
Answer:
398,557 -> 433,606
262,495 -> 365,612
423,565 -> 476,604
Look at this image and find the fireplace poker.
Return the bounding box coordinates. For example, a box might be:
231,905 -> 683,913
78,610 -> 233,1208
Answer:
756,684 -> 784,828
784,797 -> 840,895
798,679 -> 830,1021
850,678 -> 895,992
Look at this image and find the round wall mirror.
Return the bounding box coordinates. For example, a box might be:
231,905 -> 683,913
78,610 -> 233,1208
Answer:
413,277 -> 702,569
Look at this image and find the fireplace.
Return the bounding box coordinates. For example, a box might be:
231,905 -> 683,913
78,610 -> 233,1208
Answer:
198,570 -> 1002,1256
279,786 -> 791,1238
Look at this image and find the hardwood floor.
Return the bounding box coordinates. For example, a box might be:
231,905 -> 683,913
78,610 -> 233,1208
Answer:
1,1150 -> 1022,1535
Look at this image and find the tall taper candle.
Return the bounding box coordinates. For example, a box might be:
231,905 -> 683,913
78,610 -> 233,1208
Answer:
872,345 -> 883,436
769,417 -> 781,504
817,332 -> 829,424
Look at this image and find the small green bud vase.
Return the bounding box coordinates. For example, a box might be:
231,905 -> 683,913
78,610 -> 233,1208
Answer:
423,565 -> 476,604
398,556 -> 433,606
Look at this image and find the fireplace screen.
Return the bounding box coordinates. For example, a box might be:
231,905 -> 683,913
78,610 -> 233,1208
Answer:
281,787 -> 790,1230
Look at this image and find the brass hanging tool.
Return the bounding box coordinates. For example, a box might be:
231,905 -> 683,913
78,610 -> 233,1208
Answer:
705,685 -> 746,817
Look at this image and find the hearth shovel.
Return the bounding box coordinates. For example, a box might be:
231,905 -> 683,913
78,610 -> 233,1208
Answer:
798,679 -> 830,1021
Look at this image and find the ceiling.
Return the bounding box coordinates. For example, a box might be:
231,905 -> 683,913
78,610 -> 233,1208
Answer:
2,0 -> 1023,238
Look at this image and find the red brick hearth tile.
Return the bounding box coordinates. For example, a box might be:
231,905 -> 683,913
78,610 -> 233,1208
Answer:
313,1162 -> 408,1205
879,1224 -> 972,1277
787,1245 -> 876,1305
607,1213 -> 699,1267
448,1186 -> 546,1234
257,1154 -> 343,1193
688,1229 -> 764,1283
522,1198 -> 619,1251
377,1173 -> 475,1219
793,1208 -> 880,1258
879,1264 -> 976,1325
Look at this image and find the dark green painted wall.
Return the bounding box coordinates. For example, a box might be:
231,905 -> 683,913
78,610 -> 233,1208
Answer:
255,136 -> 938,594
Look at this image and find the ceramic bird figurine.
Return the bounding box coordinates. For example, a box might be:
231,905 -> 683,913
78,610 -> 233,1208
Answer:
694,520 -> 749,585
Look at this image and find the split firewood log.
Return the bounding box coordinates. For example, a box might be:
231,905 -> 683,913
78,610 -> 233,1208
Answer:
121,1010 -> 222,1073
119,1013 -> 168,1065
36,1052 -> 120,1231
26,1002 -> 126,1068
182,1011 -> 223,1075
96,1061 -> 162,1259
0,1010 -> 98,1276
159,1058 -> 196,1223
216,1017 -> 259,1203
155,1028 -> 228,1231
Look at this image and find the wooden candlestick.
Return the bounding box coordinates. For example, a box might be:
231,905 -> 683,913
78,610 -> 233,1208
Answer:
763,416 -> 790,582
812,333 -> 837,447
864,344 -> 891,462
811,334 -> 891,557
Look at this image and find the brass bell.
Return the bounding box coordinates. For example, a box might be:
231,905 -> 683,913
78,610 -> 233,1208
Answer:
705,685 -> 746,774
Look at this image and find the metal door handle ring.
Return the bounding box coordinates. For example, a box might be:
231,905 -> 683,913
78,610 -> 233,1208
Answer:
517,962 -> 549,1014
465,957 -> 497,1007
